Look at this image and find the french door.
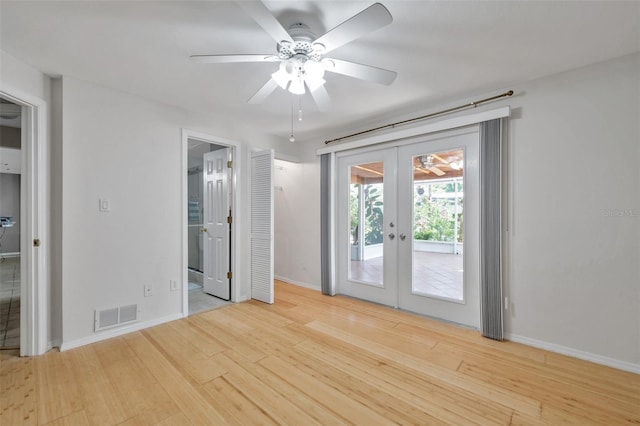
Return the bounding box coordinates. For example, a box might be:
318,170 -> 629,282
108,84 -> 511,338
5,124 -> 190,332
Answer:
337,130 -> 480,327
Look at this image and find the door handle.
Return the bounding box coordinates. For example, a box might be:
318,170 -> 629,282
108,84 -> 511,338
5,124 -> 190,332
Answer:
399,233 -> 406,241
388,233 -> 395,240
200,228 -> 207,233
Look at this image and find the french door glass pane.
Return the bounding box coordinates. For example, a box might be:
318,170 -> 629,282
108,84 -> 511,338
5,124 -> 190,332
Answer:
412,149 -> 464,301
348,162 -> 384,286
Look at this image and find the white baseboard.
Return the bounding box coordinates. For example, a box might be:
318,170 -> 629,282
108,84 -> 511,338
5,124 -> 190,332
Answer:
59,313 -> 183,352
274,275 -> 320,291
505,333 -> 640,374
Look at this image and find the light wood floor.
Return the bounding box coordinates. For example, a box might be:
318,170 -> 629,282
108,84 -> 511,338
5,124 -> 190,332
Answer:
1,281 -> 638,425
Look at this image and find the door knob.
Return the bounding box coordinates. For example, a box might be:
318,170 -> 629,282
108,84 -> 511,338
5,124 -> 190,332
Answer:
201,228 -> 207,233
399,233 -> 406,241
388,233 -> 395,240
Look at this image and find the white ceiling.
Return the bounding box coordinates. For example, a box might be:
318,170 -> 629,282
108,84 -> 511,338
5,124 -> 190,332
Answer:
1,1 -> 638,143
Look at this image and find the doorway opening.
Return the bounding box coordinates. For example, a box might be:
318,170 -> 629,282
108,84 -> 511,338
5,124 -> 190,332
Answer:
184,137 -> 235,315
0,98 -> 22,349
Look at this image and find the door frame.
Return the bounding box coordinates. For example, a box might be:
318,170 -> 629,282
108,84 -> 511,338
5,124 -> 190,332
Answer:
0,86 -> 49,356
320,107 -> 511,298
181,129 -> 240,316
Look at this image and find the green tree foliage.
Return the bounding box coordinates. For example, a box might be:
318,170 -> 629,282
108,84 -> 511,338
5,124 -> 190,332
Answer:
349,183 -> 384,246
363,185 -> 384,245
414,182 -> 463,242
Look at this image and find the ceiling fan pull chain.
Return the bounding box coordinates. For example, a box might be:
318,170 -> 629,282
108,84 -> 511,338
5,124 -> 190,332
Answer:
289,101 -> 296,143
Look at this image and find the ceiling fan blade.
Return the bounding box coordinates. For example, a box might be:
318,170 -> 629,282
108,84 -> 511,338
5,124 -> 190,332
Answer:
429,166 -> 445,177
313,3 -> 392,54
248,78 -> 279,104
309,85 -> 331,112
237,1 -> 294,45
325,58 -> 397,85
415,167 -> 431,176
190,54 -> 278,64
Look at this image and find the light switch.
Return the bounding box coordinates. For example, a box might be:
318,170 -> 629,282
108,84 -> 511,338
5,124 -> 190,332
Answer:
99,199 -> 111,212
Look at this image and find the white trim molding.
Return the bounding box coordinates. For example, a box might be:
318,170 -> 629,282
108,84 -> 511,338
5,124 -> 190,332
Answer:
506,333 -> 640,374
0,86 -> 49,356
181,129 -> 242,316
274,275 -> 320,291
317,106 -> 510,156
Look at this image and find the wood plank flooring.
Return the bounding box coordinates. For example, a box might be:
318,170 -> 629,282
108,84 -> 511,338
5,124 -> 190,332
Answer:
1,281 -> 639,425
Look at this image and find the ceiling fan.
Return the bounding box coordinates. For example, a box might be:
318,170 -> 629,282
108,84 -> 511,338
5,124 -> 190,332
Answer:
190,1 -> 397,111
415,152 -> 464,177
417,155 -> 446,177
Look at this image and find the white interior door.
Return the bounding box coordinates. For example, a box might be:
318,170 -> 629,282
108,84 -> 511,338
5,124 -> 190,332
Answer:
397,131 -> 480,327
337,148 -> 398,307
202,148 -> 230,299
250,150 -> 274,304
336,130 -> 480,328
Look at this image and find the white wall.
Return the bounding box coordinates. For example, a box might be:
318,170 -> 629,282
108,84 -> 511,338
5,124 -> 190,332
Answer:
60,77 -> 184,345
0,50 -> 49,99
502,53 -> 639,368
295,53 -> 639,369
274,158 -> 320,289
58,76 -> 299,348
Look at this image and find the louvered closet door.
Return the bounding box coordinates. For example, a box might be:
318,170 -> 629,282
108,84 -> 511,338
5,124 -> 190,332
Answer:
250,150 -> 274,304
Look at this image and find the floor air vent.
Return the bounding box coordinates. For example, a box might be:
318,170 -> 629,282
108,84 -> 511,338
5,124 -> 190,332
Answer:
95,304 -> 139,332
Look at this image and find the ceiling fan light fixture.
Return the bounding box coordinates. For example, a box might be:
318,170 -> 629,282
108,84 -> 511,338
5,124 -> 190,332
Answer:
418,155 -> 434,169
289,77 -> 305,95
193,2 -> 397,110
304,59 -> 325,80
271,67 -> 291,90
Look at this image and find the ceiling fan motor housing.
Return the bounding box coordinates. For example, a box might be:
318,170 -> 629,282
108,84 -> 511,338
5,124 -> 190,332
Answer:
277,23 -> 322,61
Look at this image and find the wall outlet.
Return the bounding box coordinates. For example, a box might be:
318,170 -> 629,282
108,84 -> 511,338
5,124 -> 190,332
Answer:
170,280 -> 179,291
144,284 -> 152,297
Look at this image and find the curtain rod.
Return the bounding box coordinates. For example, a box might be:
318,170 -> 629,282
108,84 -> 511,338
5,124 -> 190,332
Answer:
324,90 -> 514,145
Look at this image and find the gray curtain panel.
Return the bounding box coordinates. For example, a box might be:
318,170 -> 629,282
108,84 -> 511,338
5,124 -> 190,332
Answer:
320,153 -> 332,295
480,119 -> 504,340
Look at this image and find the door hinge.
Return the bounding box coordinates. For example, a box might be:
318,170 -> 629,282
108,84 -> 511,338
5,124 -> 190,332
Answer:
227,215 -> 232,224
227,160 -> 233,168
227,271 -> 232,279
33,239 -> 41,247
